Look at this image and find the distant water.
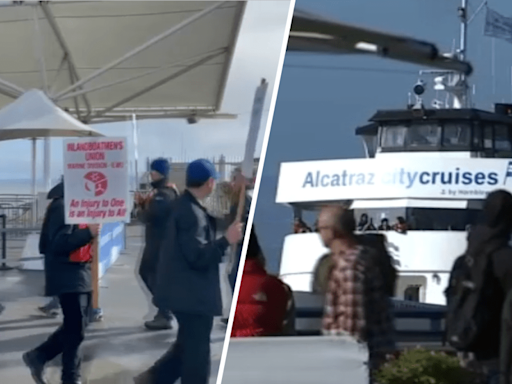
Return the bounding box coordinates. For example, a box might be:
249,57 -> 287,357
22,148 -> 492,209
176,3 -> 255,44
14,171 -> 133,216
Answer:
0,177 -> 139,196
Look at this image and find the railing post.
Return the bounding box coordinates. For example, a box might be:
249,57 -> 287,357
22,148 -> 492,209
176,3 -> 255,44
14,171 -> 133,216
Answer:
0,214 -> 13,271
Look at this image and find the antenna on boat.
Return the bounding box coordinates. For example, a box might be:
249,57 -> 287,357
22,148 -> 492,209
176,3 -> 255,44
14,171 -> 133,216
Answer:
416,0 -> 471,110
457,0 -> 469,107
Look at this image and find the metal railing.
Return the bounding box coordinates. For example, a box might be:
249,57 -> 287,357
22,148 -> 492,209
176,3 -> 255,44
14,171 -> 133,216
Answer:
294,297 -> 447,343
0,194 -> 40,238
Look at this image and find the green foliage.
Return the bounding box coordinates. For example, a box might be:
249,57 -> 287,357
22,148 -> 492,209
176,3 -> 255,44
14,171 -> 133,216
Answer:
375,348 -> 483,384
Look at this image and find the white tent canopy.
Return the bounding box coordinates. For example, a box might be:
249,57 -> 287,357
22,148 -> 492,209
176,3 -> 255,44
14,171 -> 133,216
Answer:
0,89 -> 104,216
0,1 -> 246,123
0,89 -> 103,140
0,1 -> 246,192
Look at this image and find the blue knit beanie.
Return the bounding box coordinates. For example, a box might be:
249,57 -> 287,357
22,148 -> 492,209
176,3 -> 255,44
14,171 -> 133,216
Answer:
186,159 -> 219,185
150,158 -> 171,178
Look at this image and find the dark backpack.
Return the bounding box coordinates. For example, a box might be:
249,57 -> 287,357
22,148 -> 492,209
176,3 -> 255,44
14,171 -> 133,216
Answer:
359,234 -> 397,297
445,245 -> 502,352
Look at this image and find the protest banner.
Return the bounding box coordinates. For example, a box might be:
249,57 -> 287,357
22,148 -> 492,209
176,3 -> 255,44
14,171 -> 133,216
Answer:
63,137 -> 129,224
63,137 -> 129,320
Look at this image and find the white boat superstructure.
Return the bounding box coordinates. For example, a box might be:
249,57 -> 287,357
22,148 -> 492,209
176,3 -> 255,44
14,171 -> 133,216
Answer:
276,0 -> 512,306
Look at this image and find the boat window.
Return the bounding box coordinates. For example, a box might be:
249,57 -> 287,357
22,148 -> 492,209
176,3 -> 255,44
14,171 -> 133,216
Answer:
406,124 -> 441,147
484,125 -> 493,149
381,126 -> 407,148
361,134 -> 378,158
494,124 -> 512,153
353,207 -> 481,232
442,123 -> 470,147
472,124 -> 482,148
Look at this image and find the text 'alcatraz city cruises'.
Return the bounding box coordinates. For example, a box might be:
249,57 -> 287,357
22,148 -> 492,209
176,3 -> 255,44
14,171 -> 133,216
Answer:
63,137 -> 129,224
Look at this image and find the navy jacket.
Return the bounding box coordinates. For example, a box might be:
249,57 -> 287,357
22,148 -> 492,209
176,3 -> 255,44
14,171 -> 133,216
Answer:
138,179 -> 179,293
154,190 -> 230,316
40,182 -> 94,296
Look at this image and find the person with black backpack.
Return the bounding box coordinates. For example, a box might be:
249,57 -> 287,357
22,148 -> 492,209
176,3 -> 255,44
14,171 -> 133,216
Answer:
445,190 -> 512,384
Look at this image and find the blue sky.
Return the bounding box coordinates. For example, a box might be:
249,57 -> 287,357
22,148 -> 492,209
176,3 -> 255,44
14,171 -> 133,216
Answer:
0,0 -> 292,182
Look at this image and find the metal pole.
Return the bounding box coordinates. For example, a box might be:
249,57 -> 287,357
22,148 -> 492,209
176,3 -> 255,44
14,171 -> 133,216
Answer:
32,5 -> 52,193
54,1 -> 226,99
132,114 -> 139,191
0,215 -> 12,271
0,77 -> 24,95
459,0 -> 468,62
31,138 -> 37,227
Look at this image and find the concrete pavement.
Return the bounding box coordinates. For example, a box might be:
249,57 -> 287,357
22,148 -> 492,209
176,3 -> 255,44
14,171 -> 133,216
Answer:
0,225 -> 228,384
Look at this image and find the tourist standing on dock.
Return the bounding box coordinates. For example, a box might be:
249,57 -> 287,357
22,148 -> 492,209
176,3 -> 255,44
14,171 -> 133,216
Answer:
134,158 -> 242,384
319,206 -> 395,384
136,158 -> 179,331
446,190 -> 512,384
22,179 -> 100,384
231,227 -> 295,337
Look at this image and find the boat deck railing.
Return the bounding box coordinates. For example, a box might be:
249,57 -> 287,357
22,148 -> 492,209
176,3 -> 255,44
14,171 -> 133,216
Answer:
294,293 -> 446,343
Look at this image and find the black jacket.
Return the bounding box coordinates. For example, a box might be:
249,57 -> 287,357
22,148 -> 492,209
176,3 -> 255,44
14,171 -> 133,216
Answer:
138,179 -> 179,293
154,190 -> 230,316
40,182 -> 94,296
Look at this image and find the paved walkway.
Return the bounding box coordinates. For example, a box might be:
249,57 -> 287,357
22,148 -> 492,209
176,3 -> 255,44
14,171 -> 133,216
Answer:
0,225 -> 228,384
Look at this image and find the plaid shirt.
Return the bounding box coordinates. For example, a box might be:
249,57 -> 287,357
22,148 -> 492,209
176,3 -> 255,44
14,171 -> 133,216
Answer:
322,244 -> 395,354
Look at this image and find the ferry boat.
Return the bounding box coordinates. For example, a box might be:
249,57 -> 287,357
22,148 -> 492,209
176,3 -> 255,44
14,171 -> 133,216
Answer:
276,1 -> 512,306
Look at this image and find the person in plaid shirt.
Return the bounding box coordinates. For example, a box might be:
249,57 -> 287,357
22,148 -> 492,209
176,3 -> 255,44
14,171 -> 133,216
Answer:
321,207 -> 395,383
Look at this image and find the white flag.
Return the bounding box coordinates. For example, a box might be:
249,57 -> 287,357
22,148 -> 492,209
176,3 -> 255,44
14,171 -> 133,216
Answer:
484,7 -> 512,43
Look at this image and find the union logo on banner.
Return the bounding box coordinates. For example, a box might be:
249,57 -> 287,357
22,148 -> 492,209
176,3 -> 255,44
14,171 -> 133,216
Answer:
84,171 -> 108,197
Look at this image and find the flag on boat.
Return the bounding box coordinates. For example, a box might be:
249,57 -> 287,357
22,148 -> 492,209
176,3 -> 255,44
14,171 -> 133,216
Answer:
484,7 -> 512,44
504,161 -> 512,185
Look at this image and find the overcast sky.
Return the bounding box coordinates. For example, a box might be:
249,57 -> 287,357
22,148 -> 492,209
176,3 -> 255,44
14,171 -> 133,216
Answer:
0,0 -> 292,182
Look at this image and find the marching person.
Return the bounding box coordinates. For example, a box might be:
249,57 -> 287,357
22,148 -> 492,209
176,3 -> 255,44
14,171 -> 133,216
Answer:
134,158 -> 242,384
38,180 -> 64,318
22,179 -> 99,384
136,158 -> 179,331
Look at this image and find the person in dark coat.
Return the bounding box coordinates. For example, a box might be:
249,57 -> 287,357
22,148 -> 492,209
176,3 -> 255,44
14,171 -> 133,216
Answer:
446,190 -> 512,384
134,158 -> 242,384
136,158 -> 179,330
22,180 -> 100,384
38,181 -> 64,318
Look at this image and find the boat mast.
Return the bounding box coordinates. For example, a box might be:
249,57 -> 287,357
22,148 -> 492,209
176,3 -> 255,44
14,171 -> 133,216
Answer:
458,0 -> 469,107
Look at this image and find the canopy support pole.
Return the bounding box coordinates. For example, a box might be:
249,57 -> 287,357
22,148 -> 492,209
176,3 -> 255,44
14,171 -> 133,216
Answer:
40,2 -> 92,115
33,5 -> 52,193
0,77 -> 24,96
54,1 -> 227,99
132,114 -> 139,191
31,138 -> 37,227
89,50 -> 226,120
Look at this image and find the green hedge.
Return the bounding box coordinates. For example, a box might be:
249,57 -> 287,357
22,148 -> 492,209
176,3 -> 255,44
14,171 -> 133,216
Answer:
375,348 -> 484,384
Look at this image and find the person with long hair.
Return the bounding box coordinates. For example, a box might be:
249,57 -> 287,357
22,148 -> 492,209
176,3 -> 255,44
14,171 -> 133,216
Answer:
231,227 -> 295,337
322,207 -> 395,384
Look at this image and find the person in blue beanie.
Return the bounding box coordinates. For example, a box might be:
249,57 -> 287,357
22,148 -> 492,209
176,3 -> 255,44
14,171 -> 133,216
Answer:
134,158 -> 242,384
136,158 -> 179,331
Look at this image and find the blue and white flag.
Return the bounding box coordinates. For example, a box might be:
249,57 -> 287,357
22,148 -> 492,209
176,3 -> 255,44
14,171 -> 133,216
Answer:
484,7 -> 512,43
